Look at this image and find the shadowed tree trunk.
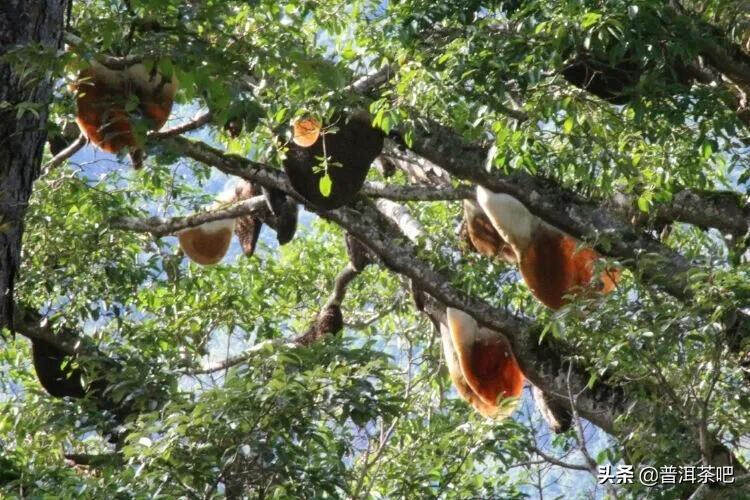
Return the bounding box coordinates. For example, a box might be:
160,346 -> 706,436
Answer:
0,0 -> 68,329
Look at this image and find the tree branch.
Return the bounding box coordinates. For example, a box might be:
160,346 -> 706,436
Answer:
345,64 -> 398,94
64,453 -> 120,467
150,111 -> 213,139
528,445 -> 591,473
41,134 -> 85,175
43,132 -> 742,469
374,198 -> 427,245
361,181 -> 472,201
652,189 -> 750,238
110,196 -> 269,238
187,338 -> 294,375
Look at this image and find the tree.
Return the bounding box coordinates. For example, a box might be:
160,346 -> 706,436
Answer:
0,0 -> 69,331
1,0 -> 750,498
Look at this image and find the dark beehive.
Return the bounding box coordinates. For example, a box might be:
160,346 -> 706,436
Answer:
283,114 -> 384,210
32,338 -> 86,398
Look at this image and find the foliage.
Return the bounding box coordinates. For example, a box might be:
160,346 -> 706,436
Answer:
2,0 -> 750,498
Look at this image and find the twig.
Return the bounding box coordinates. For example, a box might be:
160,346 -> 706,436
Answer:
529,445 -> 592,472
344,302 -> 399,329
567,363 -> 620,499
353,345 -> 416,499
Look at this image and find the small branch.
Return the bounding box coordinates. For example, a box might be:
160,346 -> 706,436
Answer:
566,363 -> 620,499
568,367 -> 597,471
529,445 -> 591,472
652,189 -> 749,238
41,134 -> 85,175
150,111 -> 213,139
110,196 -> 268,238
187,339 -> 294,375
345,303 -> 399,330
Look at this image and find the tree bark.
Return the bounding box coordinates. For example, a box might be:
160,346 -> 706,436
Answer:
0,0 -> 67,329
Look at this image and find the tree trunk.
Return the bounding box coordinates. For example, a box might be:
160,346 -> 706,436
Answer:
0,0 -> 67,329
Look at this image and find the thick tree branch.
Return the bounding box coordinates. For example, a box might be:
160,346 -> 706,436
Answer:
362,181 -> 472,201
155,135 -> 748,469
670,1 -> 750,88
652,189 -> 750,239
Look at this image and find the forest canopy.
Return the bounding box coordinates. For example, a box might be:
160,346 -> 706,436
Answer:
1,0 -> 750,498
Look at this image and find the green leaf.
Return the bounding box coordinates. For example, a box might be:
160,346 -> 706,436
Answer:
319,174 -> 332,197
581,12 -> 602,28
563,117 -> 574,134
637,195 -> 650,212
587,372 -> 598,389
